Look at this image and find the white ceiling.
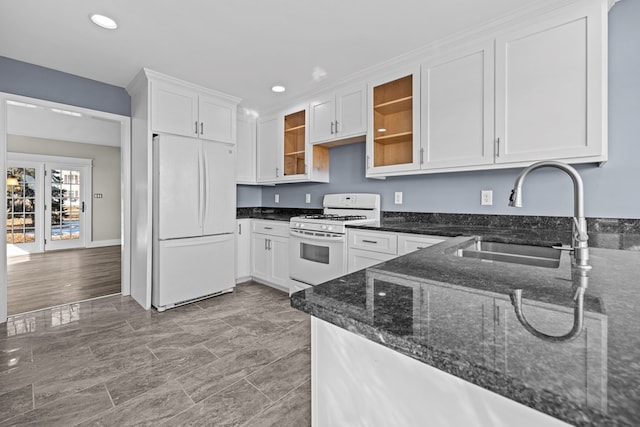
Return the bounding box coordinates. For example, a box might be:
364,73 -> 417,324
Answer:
1,0 -> 539,113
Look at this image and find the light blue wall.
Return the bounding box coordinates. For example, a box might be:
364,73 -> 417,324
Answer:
0,56 -> 130,116
237,185 -> 262,207
259,0 -> 640,219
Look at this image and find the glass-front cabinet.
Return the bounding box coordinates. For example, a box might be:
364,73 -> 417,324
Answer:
283,110 -> 307,177
366,68 -> 421,176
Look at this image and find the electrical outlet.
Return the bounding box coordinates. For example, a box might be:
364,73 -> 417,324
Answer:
275,194 -> 279,203
481,190 -> 493,206
305,193 -> 311,204
394,192 -> 403,205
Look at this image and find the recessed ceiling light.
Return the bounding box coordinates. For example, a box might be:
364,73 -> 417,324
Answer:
271,85 -> 286,93
90,13 -> 118,30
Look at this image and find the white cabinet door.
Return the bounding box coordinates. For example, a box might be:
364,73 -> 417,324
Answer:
421,43 -> 494,169
347,248 -> 397,274
155,135 -> 202,240
236,115 -> 256,183
199,94 -> 236,144
236,219 -> 251,280
269,235 -> 290,289
202,141 -> 236,235
336,85 -> 366,139
251,233 -> 270,281
495,1 -> 605,163
397,234 -> 445,255
257,116 -> 280,182
309,96 -> 335,144
151,81 -> 199,138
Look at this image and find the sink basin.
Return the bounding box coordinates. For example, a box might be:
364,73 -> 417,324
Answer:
455,240 -> 561,268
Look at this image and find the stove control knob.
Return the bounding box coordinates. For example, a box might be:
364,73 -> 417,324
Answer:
300,223 -> 305,228
321,225 -> 328,230
327,226 -> 333,231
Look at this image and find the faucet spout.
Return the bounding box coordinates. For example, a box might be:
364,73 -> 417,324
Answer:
508,161 -> 590,269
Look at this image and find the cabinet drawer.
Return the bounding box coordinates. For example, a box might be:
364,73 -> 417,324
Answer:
348,230 -> 397,255
252,220 -> 290,237
397,234 -> 446,255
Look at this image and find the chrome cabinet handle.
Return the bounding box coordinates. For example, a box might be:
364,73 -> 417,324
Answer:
195,121 -> 198,135
239,223 -> 242,235
420,147 -> 424,164
362,239 -> 378,244
264,226 -> 273,230
366,155 -> 371,169
330,121 -> 334,135
304,163 -> 308,175
268,239 -> 272,250
264,238 -> 268,250
496,137 -> 500,157
276,167 -> 279,177
335,120 -> 339,133
201,122 -> 204,135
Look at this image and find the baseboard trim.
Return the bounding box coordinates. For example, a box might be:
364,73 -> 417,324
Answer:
87,239 -> 121,248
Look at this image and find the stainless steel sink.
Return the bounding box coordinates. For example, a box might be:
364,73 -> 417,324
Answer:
455,240 -> 561,268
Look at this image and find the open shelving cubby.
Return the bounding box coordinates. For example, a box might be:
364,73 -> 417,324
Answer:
284,110 -> 306,176
373,75 -> 414,167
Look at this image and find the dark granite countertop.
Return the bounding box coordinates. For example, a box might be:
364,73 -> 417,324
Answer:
291,236 -> 640,426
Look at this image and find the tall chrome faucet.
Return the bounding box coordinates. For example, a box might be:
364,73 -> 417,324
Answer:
508,160 -> 590,269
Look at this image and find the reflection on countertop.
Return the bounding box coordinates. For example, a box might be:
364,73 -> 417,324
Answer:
291,235 -> 640,426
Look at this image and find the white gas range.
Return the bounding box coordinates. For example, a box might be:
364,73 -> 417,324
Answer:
289,194 -> 380,291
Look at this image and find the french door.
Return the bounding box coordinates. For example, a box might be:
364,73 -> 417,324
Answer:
7,155 -> 90,254
44,163 -> 88,251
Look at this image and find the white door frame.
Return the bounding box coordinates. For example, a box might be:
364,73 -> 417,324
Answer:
7,153 -> 93,254
0,93 -> 132,323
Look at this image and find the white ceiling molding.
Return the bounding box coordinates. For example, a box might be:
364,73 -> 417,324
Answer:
608,0 -> 622,10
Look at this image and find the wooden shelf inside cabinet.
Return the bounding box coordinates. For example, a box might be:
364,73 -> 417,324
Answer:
285,124 -> 305,132
374,131 -> 413,145
284,150 -> 306,158
374,96 -> 412,116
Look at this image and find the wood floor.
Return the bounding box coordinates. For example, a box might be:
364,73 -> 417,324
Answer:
7,246 -> 121,315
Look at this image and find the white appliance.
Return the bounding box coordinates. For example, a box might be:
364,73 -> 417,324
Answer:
152,134 -> 236,311
289,194 -> 381,289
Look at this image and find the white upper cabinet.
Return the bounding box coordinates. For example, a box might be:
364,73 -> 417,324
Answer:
310,84 -> 367,144
198,94 -> 236,143
494,0 -> 606,164
150,76 -> 238,144
257,115 -> 280,183
421,42 -> 495,170
257,106 -> 329,184
366,67 -> 421,177
151,80 -> 199,138
236,113 -> 257,184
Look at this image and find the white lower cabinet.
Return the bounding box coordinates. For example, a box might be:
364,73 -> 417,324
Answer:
347,229 -> 446,273
235,219 -> 251,281
250,220 -> 290,292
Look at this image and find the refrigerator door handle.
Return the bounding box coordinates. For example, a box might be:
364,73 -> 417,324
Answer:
203,145 -> 209,226
197,145 -> 203,228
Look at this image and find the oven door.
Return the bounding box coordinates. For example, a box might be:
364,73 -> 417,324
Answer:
289,228 -> 347,286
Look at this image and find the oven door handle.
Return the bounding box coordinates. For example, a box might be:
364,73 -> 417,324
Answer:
289,230 -> 345,242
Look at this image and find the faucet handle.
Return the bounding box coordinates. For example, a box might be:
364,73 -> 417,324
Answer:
572,217 -> 589,242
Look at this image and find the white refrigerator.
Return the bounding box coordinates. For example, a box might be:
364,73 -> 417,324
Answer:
152,134 -> 236,311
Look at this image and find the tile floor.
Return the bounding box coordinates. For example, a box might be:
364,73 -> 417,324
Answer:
0,281 -> 311,426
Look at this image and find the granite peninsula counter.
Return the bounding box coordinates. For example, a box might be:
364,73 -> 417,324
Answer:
291,230 -> 640,426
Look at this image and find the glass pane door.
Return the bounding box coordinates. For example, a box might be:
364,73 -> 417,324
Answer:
6,167 -> 38,253
45,165 -> 85,250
